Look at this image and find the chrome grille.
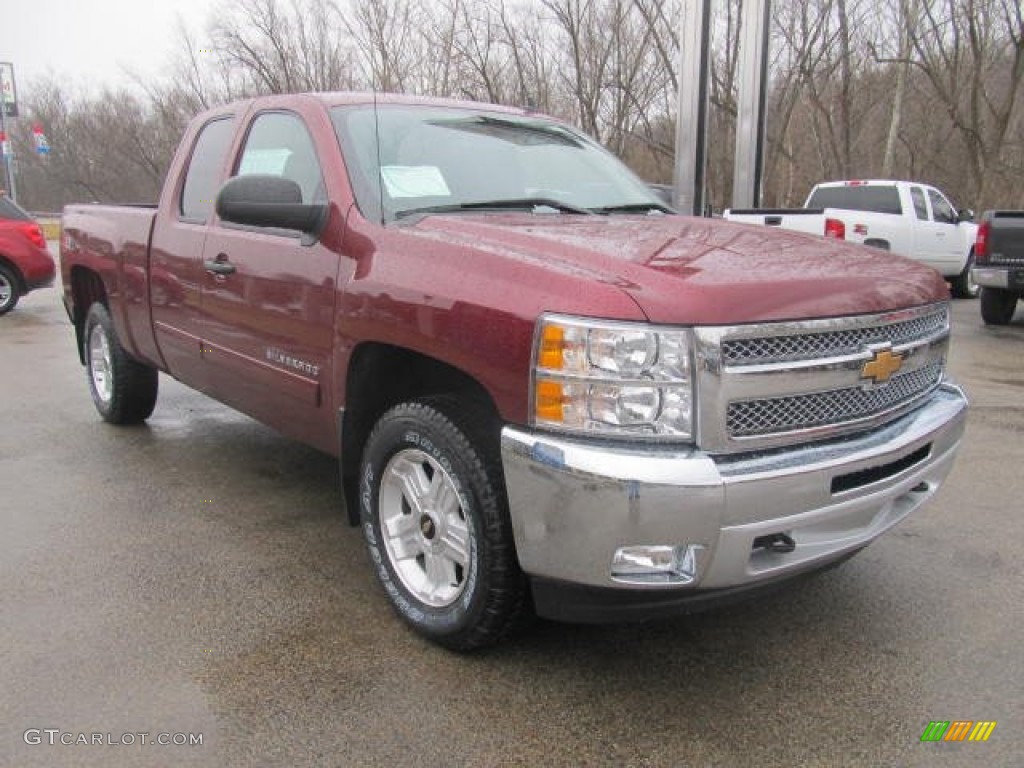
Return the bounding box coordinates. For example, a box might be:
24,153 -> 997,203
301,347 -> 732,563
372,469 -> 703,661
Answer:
727,360 -> 944,437
696,303 -> 952,453
722,305 -> 949,365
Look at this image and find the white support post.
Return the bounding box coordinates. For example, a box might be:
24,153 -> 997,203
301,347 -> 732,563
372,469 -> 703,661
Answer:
673,0 -> 713,217
732,0 -> 771,210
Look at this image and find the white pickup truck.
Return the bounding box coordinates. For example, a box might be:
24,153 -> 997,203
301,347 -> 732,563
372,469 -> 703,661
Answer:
725,180 -> 979,298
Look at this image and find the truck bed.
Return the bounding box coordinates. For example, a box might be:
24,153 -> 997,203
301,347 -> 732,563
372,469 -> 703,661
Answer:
61,204 -> 159,367
723,208 -> 837,238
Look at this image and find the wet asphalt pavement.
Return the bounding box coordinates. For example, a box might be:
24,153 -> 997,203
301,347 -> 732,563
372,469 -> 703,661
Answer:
2,277 -> 1022,767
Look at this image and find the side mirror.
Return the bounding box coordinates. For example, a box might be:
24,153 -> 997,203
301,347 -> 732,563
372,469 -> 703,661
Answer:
958,208 -> 975,223
216,174 -> 327,237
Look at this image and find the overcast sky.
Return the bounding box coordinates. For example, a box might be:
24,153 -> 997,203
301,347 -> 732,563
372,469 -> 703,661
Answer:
0,0 -> 217,100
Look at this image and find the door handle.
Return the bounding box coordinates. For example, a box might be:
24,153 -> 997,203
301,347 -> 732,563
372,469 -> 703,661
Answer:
204,254 -> 236,275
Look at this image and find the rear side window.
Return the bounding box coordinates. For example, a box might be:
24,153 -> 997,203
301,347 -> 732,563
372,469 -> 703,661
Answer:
180,118 -> 235,222
910,187 -> 928,220
806,185 -> 903,215
235,112 -> 325,204
928,189 -> 956,224
0,195 -> 31,221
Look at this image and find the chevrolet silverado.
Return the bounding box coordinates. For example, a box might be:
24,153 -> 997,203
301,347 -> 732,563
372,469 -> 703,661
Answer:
61,94 -> 967,649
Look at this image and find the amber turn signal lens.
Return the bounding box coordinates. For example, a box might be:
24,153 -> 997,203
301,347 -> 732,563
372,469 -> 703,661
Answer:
535,379 -> 565,422
538,324 -> 564,370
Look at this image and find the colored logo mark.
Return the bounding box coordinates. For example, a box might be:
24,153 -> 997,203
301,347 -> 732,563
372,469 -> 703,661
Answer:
861,346 -> 903,385
920,720 -> 996,742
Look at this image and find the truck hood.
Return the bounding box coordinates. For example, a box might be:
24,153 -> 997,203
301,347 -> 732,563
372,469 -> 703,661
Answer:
405,213 -> 950,324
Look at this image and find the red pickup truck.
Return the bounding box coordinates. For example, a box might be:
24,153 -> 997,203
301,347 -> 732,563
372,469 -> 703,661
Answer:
61,93 -> 967,649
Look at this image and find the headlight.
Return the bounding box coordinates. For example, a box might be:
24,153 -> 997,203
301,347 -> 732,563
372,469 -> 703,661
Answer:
531,314 -> 694,440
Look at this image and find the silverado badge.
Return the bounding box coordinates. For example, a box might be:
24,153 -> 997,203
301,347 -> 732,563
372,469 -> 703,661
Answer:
861,346 -> 903,386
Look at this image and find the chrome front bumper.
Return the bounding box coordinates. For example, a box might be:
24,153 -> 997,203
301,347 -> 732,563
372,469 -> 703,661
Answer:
500,382 -> 967,609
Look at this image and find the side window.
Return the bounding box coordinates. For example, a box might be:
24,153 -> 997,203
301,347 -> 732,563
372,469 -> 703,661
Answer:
180,118 -> 235,222
928,189 -> 956,224
910,187 -> 928,220
236,112 -> 325,204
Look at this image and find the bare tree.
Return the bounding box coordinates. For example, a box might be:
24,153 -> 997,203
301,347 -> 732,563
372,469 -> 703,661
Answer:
905,0 -> 1024,206
16,80 -> 175,209
11,0 -> 1024,212
878,0 -> 915,176
343,0 -> 423,91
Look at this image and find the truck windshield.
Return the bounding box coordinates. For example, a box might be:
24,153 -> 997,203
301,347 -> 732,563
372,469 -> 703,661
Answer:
330,105 -> 666,222
806,185 -> 903,215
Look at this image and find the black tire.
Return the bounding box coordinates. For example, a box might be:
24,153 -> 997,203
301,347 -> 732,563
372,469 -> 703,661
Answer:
980,287 -> 1018,326
0,263 -> 21,316
360,398 -> 529,650
951,251 -> 979,299
83,303 -> 159,424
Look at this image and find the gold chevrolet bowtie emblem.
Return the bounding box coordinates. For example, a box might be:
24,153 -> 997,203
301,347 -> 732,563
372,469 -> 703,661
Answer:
861,348 -> 903,385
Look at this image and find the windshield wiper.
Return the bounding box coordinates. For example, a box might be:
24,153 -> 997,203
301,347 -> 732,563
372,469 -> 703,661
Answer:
590,202 -> 674,214
395,198 -> 595,219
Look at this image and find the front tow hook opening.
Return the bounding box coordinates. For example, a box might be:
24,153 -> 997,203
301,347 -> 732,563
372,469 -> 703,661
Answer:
752,532 -> 796,554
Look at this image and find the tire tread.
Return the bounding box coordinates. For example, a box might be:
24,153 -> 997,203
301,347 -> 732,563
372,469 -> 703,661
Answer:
84,303 -> 158,424
980,287 -> 1018,325
362,397 -> 531,651
951,251 -> 979,299
0,263 -> 21,315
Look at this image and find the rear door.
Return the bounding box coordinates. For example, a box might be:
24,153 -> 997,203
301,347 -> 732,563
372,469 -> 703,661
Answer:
906,185 -> 939,264
150,114 -> 236,387
197,108 -> 342,452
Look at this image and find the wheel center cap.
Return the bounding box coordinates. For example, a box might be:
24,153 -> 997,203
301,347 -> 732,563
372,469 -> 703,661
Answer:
419,514 -> 437,540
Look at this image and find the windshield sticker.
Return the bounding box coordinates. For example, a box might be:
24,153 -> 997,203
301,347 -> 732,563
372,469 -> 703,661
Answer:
239,148 -> 292,176
380,165 -> 451,198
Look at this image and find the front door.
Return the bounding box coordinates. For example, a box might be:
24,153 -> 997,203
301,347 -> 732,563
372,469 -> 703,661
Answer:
198,110 -> 341,453
922,188 -> 964,272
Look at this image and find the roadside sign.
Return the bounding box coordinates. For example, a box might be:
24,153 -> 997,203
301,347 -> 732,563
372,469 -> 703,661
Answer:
0,63 -> 17,118
32,124 -> 50,155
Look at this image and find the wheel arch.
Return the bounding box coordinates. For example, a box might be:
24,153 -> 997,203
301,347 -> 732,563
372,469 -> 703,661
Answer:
952,247 -> 979,299
339,342 -> 502,525
69,267 -> 108,364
